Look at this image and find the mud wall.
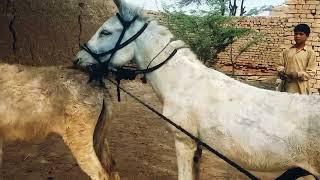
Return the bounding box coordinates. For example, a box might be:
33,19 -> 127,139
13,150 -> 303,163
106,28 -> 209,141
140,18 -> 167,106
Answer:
0,0 -> 116,65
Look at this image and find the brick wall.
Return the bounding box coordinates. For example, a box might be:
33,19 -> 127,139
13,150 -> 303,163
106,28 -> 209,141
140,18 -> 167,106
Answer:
214,17 -> 287,76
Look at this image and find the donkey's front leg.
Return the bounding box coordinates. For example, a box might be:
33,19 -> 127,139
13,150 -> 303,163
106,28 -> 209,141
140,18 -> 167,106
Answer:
163,104 -> 200,180
174,134 -> 200,180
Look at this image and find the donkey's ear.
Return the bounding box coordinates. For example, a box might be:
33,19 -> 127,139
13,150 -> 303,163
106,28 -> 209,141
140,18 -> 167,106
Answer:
113,0 -> 141,21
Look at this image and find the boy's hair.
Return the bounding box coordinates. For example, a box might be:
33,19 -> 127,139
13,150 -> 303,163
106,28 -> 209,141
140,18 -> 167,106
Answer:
294,24 -> 311,36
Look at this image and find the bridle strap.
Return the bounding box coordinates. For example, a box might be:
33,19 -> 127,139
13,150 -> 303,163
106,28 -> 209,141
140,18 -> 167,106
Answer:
134,48 -> 178,74
114,23 -> 148,51
106,19 -> 129,65
81,13 -> 181,102
113,46 -> 186,84
80,14 -> 148,64
81,43 -> 104,64
116,13 -> 138,28
113,48 -> 179,102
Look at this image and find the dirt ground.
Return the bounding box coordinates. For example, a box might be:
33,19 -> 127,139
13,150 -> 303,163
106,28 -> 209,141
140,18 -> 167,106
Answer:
2,79 -> 272,180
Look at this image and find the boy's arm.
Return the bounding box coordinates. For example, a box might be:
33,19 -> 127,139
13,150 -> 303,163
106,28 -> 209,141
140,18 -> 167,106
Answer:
297,50 -> 317,80
277,50 -> 286,80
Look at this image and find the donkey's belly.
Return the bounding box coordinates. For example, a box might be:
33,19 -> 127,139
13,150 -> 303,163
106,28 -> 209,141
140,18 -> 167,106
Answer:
200,126 -> 299,172
0,82 -> 66,141
0,105 -> 65,141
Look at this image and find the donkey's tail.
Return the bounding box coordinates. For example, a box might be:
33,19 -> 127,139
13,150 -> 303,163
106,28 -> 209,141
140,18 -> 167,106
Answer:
93,100 -> 107,155
93,100 -> 119,179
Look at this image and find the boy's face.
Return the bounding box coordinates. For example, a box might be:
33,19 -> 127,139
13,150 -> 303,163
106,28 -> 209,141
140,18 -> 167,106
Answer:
294,31 -> 308,45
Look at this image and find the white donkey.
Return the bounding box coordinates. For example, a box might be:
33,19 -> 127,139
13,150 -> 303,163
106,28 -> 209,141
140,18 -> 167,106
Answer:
75,0 -> 320,179
0,63 -> 119,180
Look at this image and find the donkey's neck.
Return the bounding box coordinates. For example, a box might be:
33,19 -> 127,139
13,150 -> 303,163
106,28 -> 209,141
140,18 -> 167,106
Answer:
134,21 -> 209,101
133,21 -> 174,69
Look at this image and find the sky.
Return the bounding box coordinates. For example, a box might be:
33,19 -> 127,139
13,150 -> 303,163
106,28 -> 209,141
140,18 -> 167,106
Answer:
131,0 -> 286,13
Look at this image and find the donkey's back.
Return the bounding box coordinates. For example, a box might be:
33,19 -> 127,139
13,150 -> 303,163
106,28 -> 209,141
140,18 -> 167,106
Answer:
0,63 -> 106,140
0,63 -> 119,180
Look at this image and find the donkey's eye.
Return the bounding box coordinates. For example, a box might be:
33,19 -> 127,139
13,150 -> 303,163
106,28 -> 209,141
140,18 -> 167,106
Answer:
100,30 -> 112,36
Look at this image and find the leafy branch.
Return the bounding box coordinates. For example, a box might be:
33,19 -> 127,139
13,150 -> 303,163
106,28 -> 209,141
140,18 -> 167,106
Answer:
163,10 -> 253,64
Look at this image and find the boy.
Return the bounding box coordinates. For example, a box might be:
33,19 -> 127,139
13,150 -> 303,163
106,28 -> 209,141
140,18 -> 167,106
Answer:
276,23 -> 317,94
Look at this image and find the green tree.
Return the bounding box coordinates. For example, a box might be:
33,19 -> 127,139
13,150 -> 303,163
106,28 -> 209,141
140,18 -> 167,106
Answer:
163,11 -> 251,64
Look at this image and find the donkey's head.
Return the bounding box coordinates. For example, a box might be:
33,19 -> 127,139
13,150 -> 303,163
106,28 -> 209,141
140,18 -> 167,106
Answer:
75,0 -> 147,68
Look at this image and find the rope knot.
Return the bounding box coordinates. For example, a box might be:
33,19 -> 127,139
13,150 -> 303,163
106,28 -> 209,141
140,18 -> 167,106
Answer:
115,68 -> 137,81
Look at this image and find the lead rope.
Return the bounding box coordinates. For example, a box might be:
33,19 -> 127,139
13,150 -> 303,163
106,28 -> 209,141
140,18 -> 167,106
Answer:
107,79 -> 259,180
116,77 -> 122,102
141,38 -> 176,83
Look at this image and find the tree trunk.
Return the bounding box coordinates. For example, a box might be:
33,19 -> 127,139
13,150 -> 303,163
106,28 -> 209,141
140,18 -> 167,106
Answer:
240,0 -> 246,16
229,0 -> 237,16
219,0 -> 226,16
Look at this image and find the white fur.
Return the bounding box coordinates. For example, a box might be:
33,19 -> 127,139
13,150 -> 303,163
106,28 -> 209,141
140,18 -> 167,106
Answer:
76,0 -> 320,179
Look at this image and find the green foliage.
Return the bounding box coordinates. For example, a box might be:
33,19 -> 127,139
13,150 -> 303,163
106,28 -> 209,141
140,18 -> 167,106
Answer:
164,11 -> 252,62
239,32 -> 265,54
229,32 -> 265,76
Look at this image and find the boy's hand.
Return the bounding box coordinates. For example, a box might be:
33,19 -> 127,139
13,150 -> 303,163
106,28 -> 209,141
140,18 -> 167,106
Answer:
277,66 -> 285,73
278,71 -> 287,80
287,72 -> 299,79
